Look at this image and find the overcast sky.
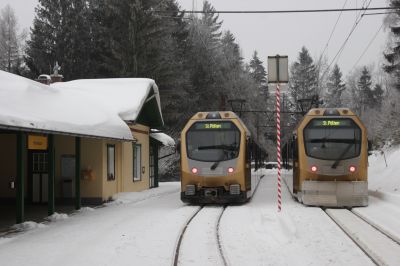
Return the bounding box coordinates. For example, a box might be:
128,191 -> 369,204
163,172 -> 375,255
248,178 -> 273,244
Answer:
0,0 -> 390,75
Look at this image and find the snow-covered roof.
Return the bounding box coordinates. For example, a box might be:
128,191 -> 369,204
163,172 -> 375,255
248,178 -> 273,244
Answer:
150,132 -> 175,147
52,78 -> 163,123
0,71 -> 163,141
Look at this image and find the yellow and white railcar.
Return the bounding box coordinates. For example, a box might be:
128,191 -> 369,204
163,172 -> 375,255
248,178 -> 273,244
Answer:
180,111 -> 261,204
283,108 -> 369,207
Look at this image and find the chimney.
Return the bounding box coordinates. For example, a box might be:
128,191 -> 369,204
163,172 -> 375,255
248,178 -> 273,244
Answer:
50,61 -> 63,83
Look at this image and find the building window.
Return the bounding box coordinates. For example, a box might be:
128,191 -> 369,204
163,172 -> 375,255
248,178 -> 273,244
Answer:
107,144 -> 115,181
133,144 -> 142,181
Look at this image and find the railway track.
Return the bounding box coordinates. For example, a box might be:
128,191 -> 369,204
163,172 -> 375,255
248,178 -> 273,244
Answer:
324,208 -> 400,266
173,205 -> 228,266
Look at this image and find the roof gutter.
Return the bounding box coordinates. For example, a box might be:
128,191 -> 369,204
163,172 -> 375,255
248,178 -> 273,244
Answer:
0,124 -> 136,142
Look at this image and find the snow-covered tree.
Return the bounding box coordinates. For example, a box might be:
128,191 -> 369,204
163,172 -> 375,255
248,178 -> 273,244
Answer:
384,0 -> 400,91
249,51 -> 268,95
0,5 -> 26,73
25,0 -> 92,80
357,67 -> 373,115
324,64 -> 346,108
289,46 -> 319,109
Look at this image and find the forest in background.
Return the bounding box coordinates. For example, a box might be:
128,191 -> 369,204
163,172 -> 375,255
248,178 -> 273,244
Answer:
1,0 -> 400,178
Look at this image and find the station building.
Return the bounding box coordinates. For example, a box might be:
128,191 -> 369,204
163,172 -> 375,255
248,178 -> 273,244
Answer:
0,70 -> 174,228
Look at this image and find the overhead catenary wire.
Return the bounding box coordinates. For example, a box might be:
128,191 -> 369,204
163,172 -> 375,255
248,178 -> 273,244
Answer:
318,0 -> 349,66
153,6 -> 398,15
320,0 -> 372,81
352,22 -> 384,69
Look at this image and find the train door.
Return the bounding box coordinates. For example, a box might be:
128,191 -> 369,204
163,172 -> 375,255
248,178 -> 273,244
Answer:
29,151 -> 49,203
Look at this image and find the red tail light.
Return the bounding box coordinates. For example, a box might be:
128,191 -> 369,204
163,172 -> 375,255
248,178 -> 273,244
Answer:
191,167 -> 198,174
311,165 -> 318,172
228,167 -> 234,173
349,166 -> 356,173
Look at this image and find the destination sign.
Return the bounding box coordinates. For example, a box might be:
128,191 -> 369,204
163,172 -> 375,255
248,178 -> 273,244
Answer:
194,122 -> 233,130
312,119 -> 352,127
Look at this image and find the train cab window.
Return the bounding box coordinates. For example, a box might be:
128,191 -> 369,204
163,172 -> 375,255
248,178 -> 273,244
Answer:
303,118 -> 361,160
186,121 -> 240,162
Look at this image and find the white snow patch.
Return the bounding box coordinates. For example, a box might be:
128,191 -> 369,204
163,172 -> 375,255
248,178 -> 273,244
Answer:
77,207 -> 95,212
368,147 -> 400,196
46,212 -> 69,222
150,131 -> 175,146
11,221 -> 47,232
105,182 -> 180,206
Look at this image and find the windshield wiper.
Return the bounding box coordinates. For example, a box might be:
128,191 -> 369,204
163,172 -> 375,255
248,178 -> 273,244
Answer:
331,142 -> 354,169
210,151 -> 226,170
198,144 -> 236,151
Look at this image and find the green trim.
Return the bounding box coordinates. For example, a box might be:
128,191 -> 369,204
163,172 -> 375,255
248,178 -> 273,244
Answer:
154,144 -> 159,188
75,137 -> 81,210
135,88 -> 164,128
48,134 -> 55,216
16,132 -> 25,224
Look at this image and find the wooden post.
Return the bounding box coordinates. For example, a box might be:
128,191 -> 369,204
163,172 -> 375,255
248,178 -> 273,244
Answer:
48,134 -> 55,216
16,132 -> 25,224
75,137 -> 81,210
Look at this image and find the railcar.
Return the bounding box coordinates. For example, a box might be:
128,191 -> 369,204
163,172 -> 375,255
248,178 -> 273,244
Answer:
179,111 -> 262,204
282,108 -> 369,207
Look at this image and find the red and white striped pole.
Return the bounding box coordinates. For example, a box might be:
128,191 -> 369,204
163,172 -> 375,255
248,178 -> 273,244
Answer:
276,83 -> 282,212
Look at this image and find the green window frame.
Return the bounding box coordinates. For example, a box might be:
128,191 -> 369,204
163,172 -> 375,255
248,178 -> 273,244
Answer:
133,144 -> 142,182
107,144 -> 115,181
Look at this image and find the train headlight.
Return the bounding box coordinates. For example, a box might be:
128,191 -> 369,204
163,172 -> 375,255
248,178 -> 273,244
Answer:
349,165 -> 357,173
228,167 -> 234,173
311,165 -> 318,172
191,167 -> 198,174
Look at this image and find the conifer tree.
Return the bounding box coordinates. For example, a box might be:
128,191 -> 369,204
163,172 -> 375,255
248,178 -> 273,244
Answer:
25,0 -> 93,80
357,66 -> 373,115
289,46 -> 319,108
249,51 -> 268,95
372,84 -> 384,109
325,64 -> 346,108
384,0 -> 400,91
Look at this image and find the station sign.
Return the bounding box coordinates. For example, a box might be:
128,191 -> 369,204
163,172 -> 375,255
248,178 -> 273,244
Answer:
28,135 -> 48,150
267,55 -> 289,84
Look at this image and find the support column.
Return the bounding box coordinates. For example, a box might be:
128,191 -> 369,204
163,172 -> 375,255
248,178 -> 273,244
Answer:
16,132 -> 25,224
75,137 -> 81,210
154,144 -> 159,188
48,134 -> 55,216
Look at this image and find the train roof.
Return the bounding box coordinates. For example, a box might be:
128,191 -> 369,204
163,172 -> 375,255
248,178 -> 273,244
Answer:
305,108 -> 357,116
189,111 -> 251,137
190,111 -> 239,120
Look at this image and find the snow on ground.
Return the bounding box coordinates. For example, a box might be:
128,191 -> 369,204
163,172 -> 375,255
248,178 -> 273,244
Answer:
0,183 -> 197,266
2,146 -> 400,265
368,147 -> 400,195
326,209 -> 400,265
220,170 -> 373,266
179,206 -> 223,266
